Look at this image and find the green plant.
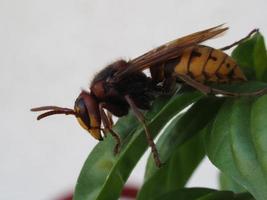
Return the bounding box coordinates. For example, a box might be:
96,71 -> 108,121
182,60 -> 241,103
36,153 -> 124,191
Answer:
73,32 -> 267,200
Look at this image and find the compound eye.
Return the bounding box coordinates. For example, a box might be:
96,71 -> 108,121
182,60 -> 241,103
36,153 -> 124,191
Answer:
74,98 -> 91,130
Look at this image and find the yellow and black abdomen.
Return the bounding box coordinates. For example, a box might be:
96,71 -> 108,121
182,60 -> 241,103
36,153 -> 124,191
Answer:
174,45 -> 247,83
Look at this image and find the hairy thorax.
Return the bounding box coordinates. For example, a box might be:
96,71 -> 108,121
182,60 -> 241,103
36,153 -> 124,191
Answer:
90,60 -> 156,111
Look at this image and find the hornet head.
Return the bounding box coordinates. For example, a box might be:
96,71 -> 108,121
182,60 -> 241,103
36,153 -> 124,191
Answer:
31,91 -> 103,140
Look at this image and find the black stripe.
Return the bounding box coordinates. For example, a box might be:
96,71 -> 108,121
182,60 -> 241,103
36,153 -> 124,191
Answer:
202,47 -> 213,79
215,54 -> 227,80
228,64 -> 238,80
187,48 -> 201,78
164,57 -> 181,78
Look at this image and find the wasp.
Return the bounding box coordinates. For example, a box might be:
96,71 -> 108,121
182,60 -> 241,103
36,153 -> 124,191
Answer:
31,25 -> 265,167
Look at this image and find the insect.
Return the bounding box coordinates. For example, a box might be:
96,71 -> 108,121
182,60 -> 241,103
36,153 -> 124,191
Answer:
31,25 -> 265,167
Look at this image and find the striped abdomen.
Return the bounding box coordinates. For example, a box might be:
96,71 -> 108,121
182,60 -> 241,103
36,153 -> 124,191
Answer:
151,45 -> 247,84
174,45 -> 246,82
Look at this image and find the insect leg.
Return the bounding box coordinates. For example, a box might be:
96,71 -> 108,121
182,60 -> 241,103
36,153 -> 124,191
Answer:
162,77 -> 177,94
220,29 -> 259,51
99,103 -> 121,154
177,74 -> 267,97
150,64 -> 176,95
150,63 -> 165,84
125,95 -> 162,167
107,111 -> 114,126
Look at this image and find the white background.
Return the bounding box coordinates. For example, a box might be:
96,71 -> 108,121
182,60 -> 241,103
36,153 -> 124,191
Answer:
1,0 -> 267,199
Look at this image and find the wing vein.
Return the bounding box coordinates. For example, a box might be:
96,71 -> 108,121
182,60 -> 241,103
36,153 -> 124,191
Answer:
113,24 -> 228,81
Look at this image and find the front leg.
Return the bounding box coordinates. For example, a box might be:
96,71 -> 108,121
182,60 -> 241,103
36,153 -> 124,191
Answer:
99,103 -> 121,154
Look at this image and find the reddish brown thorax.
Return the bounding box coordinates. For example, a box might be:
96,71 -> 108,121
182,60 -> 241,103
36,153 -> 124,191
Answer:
90,81 -> 106,100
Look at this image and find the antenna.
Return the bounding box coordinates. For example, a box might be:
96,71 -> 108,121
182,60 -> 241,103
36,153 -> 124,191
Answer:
31,106 -> 77,120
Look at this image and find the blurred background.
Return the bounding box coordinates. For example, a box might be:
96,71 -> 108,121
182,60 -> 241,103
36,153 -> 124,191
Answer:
1,0 -> 267,199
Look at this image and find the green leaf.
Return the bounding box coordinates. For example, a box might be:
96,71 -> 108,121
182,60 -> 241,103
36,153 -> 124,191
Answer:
73,113 -> 139,200
197,191 -> 236,200
153,188 -> 216,200
197,191 -> 254,200
145,98 -> 224,178
212,81 -> 267,94
204,95 -> 267,200
219,172 -> 246,193
73,92 -> 203,200
137,98 -> 224,200
234,193 -> 255,200
152,188 -> 253,200
232,32 -> 267,82
138,134 -> 205,200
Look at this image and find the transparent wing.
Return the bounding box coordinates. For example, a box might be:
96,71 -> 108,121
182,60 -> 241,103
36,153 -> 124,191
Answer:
113,24 -> 228,81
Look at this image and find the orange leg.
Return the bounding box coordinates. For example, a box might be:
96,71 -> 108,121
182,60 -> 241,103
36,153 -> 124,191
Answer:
99,103 -> 121,154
